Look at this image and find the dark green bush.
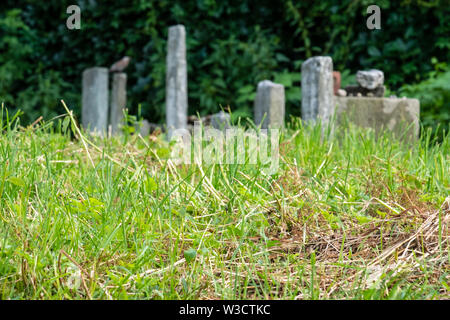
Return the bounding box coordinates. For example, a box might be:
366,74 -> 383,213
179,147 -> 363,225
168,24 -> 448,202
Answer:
0,0 -> 448,129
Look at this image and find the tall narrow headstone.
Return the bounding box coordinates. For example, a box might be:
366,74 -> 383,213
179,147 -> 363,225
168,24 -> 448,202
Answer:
166,25 -> 188,139
82,67 -> 109,135
109,72 -> 127,135
301,56 -> 334,124
254,80 -> 285,129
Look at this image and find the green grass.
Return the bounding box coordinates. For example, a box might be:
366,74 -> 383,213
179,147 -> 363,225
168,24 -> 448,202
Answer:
0,103 -> 449,300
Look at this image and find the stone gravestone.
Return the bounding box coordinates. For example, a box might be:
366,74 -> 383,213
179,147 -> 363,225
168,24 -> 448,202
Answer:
82,67 -> 109,135
299,57 -> 420,141
166,24 -> 188,140
254,80 -> 285,129
301,56 -> 334,125
211,111 -> 231,130
109,73 -> 127,135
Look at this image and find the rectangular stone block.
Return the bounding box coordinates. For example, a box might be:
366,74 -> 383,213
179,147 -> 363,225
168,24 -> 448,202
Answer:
82,67 -> 109,135
335,96 -> 420,140
166,24 -> 188,140
109,72 -> 127,135
254,80 -> 285,129
301,56 -> 334,124
333,71 -> 341,95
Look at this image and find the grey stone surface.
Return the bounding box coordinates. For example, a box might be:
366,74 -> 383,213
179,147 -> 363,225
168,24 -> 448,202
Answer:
356,69 -> 384,90
301,56 -> 334,124
254,80 -> 285,129
211,111 -> 231,130
109,72 -> 127,135
335,96 -> 420,140
82,67 -> 109,135
166,24 -> 188,139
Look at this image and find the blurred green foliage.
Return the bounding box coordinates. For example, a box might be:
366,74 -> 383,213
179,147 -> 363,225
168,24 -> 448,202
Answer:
399,60 -> 450,136
0,0 -> 448,130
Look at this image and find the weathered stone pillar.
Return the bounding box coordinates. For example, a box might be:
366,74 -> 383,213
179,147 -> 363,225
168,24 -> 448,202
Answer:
301,56 -> 334,124
82,67 -> 109,135
109,72 -> 127,135
166,24 -> 188,139
254,80 -> 285,129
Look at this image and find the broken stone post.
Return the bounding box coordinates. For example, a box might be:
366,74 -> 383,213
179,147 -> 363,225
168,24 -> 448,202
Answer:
166,24 -> 188,140
109,72 -> 127,135
82,67 -> 109,135
301,56 -> 334,125
254,80 -> 285,129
